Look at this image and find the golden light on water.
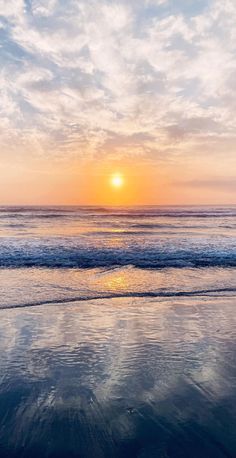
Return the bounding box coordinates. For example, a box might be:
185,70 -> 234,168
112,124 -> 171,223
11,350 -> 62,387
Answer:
110,173 -> 124,189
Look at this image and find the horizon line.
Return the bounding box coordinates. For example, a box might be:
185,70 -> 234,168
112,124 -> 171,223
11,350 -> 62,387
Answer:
0,203 -> 235,208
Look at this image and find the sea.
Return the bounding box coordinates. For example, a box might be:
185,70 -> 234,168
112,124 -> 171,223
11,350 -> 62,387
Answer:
0,206 -> 235,457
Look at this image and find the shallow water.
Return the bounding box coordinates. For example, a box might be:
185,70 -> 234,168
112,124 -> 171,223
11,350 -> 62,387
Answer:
0,206 -> 235,457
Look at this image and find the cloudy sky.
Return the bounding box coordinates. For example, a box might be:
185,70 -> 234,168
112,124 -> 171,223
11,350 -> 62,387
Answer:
0,0 -> 236,204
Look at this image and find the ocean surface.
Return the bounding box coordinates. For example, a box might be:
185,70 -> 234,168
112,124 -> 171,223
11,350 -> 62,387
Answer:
0,206 -> 235,457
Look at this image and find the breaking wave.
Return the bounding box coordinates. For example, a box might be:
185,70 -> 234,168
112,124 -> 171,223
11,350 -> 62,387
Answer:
0,245 -> 236,269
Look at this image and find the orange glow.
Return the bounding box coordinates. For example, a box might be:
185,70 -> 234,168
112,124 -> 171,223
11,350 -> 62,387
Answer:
76,161 -> 165,206
1,154 -> 235,206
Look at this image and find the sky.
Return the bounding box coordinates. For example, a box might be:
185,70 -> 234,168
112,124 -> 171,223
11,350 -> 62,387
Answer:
0,0 -> 236,205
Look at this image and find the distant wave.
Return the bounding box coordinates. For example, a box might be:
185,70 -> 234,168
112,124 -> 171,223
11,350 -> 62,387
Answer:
0,246 -> 236,269
1,287 -> 235,311
0,206 -> 236,218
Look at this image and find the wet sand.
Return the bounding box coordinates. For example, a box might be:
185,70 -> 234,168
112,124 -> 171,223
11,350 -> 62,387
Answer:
0,296 -> 235,457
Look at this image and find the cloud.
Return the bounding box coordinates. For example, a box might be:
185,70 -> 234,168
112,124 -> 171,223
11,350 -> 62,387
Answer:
0,0 -> 236,167
176,177 -> 236,192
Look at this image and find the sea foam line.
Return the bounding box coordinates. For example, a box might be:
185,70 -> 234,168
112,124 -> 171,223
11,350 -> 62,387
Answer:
1,287 -> 236,311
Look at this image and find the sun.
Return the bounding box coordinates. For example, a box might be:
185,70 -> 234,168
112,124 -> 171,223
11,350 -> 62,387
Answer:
110,173 -> 124,189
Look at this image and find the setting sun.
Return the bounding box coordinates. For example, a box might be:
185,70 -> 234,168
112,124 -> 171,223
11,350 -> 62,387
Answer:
110,173 -> 124,189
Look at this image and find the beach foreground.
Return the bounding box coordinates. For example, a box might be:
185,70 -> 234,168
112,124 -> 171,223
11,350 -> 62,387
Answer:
0,295 -> 235,458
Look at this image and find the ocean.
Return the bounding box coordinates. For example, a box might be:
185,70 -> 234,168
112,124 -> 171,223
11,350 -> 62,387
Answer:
0,206 -> 235,457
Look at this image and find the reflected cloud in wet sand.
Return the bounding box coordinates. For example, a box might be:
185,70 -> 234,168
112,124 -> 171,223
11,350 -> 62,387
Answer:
0,297 -> 235,457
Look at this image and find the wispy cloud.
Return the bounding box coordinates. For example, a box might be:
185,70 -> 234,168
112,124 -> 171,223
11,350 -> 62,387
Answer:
0,0 -> 236,168
176,177 -> 236,193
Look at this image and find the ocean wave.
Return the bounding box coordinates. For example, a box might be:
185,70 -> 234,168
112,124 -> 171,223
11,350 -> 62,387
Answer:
0,246 -> 236,269
0,206 -> 236,219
